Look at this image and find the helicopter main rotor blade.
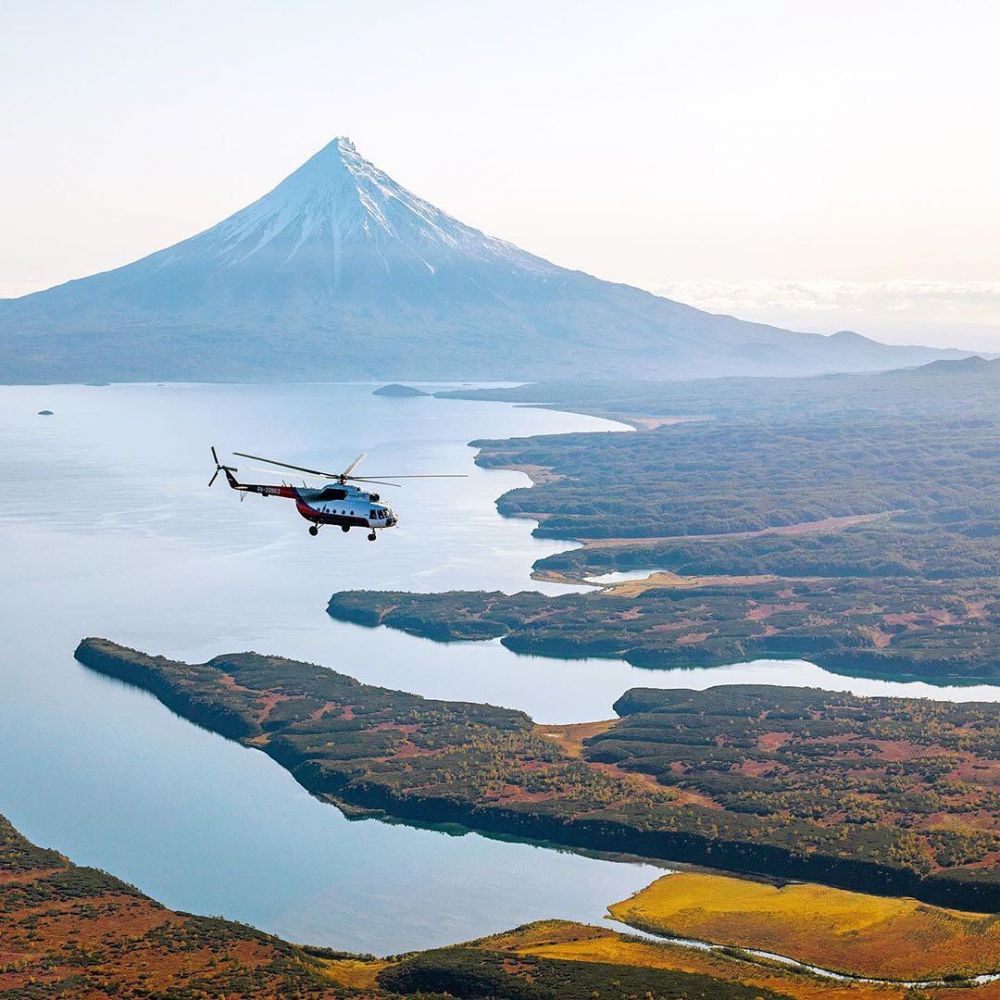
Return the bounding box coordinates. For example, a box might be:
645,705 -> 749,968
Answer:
347,478 -> 404,488
233,452 -> 339,479
246,466 -> 322,485
233,452 -> 468,484
340,452 -> 367,478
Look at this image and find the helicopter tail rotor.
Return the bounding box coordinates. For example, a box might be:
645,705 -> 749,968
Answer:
209,446 -> 238,487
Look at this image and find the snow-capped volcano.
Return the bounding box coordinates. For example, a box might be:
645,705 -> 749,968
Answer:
0,138 -> 966,382
167,137 -> 554,281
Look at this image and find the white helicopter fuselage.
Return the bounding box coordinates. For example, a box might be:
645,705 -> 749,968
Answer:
210,447 -> 460,540
216,468 -> 398,538
295,482 -> 398,531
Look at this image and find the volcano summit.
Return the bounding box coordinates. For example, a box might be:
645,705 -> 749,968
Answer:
0,138 -> 963,382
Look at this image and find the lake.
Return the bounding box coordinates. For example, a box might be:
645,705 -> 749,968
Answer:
2,382 -> 998,952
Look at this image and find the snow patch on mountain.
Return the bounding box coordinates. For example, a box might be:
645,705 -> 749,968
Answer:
152,136 -> 553,280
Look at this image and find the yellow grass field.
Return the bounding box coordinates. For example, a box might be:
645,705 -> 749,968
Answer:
318,956 -> 389,989
492,920 -> 895,1000
309,918 -> 1000,1000
608,873 -> 1000,980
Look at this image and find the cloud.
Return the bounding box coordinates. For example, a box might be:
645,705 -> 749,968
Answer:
645,279 -> 1000,350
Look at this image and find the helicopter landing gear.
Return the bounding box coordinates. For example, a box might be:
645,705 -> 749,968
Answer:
308,524 -> 319,536
367,531 -> 377,542
341,524 -> 350,533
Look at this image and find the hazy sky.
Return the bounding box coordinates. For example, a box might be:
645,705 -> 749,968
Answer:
3,0 -> 998,347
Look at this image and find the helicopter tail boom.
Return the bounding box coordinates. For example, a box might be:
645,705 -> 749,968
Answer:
210,447 -> 299,497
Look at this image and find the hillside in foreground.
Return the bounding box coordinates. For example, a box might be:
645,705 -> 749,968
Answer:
0,811 -> 348,997
0,808 -> 855,999
11,770 -> 1000,995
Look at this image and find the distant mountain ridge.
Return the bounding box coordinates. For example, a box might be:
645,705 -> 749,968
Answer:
0,138 -> 969,383
888,355 -> 996,375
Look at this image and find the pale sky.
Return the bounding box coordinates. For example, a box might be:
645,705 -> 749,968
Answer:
3,0 -> 998,348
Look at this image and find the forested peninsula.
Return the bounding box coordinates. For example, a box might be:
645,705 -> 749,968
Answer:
76,639 -> 1000,911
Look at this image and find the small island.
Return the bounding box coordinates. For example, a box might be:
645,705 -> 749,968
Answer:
37,408 -> 54,415
373,382 -> 428,397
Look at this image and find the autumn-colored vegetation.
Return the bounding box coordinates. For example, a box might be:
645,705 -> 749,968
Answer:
599,685 -> 1000,889
609,872 -> 1000,980
14,800 -> 1000,996
489,920 -> 896,1000
380,919 -> 1000,999
0,807 -> 791,999
0,813 -> 351,998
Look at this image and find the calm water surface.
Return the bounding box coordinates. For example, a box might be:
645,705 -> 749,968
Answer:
1,383 -> 997,952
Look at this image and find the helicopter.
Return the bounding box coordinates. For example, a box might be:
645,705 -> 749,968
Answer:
209,447 -> 466,539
